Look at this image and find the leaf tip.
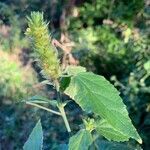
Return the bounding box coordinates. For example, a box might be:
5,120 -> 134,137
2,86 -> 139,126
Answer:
137,138 -> 142,144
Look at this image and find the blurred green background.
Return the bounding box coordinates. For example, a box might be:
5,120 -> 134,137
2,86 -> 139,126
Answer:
0,0 -> 149,149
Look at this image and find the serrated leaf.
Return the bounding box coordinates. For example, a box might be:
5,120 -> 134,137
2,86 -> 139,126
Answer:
65,65 -> 86,76
26,95 -> 58,106
23,120 -> 43,150
96,119 -> 129,142
65,72 -> 142,143
69,129 -> 93,150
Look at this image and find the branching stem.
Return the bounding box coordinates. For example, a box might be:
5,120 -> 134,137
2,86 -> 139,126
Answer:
58,104 -> 71,132
27,79 -> 72,132
55,79 -> 71,133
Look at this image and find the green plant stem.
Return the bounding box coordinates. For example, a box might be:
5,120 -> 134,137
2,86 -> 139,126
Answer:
54,79 -> 71,132
26,102 -> 61,116
58,104 -> 71,132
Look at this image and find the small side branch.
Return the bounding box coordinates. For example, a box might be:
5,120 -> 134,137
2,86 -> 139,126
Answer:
26,102 -> 61,116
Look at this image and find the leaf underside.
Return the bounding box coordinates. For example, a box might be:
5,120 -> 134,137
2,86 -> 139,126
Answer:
23,120 -> 43,150
65,72 -> 142,143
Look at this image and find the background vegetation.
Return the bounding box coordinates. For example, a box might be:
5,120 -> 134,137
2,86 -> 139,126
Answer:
0,0 -> 149,149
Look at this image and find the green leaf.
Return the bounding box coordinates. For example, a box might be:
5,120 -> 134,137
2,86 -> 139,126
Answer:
92,140 -> 138,150
65,65 -> 86,76
26,95 -> 58,107
68,129 -> 93,150
96,119 -> 129,142
60,76 -> 71,91
65,72 -> 142,143
23,120 -> 43,150
60,66 -> 86,91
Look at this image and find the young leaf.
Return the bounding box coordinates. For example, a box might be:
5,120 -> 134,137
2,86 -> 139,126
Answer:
65,72 -> 142,143
68,129 -> 93,150
60,76 -> 71,91
23,120 -> 43,150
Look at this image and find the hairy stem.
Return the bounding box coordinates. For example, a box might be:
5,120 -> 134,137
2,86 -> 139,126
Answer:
26,102 -> 61,116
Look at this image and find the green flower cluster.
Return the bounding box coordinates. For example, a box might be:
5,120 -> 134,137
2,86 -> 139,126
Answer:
25,12 -> 60,80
